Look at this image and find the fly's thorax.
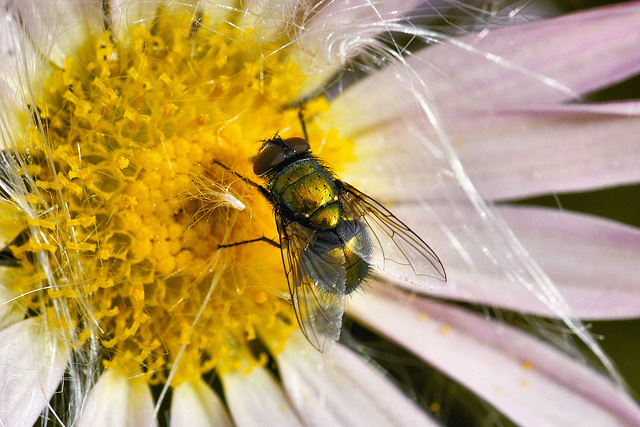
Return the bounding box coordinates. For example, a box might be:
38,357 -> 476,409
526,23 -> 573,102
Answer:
268,158 -> 341,230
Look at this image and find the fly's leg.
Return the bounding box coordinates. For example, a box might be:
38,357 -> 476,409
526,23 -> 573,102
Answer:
212,159 -> 270,199
218,236 -> 280,249
190,10 -> 203,38
211,160 -> 278,249
297,101 -> 309,142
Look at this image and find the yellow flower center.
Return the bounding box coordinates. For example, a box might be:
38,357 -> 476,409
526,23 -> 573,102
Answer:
5,8 -> 352,384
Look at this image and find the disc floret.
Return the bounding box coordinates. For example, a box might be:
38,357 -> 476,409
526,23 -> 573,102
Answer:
5,8 -> 345,384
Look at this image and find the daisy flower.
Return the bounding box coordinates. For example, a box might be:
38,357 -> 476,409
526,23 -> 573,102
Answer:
0,0 -> 639,426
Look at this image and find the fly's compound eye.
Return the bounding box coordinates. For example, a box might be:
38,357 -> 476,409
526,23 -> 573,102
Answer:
284,137 -> 310,154
253,145 -> 285,176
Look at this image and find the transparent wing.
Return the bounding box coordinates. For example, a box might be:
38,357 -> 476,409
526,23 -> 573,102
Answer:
337,181 -> 447,288
276,215 -> 346,352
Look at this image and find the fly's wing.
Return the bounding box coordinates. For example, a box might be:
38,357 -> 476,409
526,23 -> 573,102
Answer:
276,215 -> 346,352
337,181 -> 447,288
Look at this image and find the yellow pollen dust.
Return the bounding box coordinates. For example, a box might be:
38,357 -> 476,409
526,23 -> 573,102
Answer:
521,360 -> 533,370
6,9 -> 352,384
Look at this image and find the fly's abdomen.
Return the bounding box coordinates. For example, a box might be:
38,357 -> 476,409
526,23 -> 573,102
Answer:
313,242 -> 368,294
271,159 -> 341,230
339,219 -> 370,293
304,222 -> 370,295
342,244 -> 369,294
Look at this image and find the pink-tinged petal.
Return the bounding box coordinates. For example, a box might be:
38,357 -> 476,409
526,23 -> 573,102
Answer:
348,287 -> 640,426
434,1 -> 640,107
329,2 -> 640,135
0,319 -> 69,427
454,102 -> 640,200
171,379 -> 233,427
389,203 -> 640,319
276,333 -> 437,427
334,101 -> 640,203
77,370 -> 158,427
497,205 -> 640,319
333,116 -> 448,203
222,366 -> 303,426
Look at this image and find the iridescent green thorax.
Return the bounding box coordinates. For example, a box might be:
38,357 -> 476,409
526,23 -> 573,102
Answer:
267,157 -> 341,230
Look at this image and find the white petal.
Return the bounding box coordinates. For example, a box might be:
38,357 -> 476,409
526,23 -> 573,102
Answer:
171,378 -> 233,427
294,0 -> 427,94
77,369 -> 158,427
222,366 -> 303,426
0,202 -> 24,248
107,0 -> 164,40
389,203 -> 640,319
196,0 -> 237,25
0,5 -> 41,106
348,287 -> 640,426
299,0 -> 425,64
0,318 -> 69,427
276,333 -> 437,427
12,0 -> 104,67
0,269 -> 26,330
108,0 -> 237,39
241,0 -> 301,38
